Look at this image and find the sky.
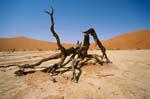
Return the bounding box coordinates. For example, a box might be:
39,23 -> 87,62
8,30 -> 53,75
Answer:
0,0 -> 149,43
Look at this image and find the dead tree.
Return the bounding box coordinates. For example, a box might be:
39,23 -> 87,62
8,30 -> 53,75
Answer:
1,8 -> 111,82
83,28 -> 111,63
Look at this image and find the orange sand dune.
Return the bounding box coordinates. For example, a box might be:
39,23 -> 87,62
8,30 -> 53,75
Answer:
91,30 -> 150,50
0,30 -> 150,51
0,36 -> 74,51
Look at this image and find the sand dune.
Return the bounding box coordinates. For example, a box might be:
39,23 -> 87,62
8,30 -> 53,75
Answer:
0,36 -> 74,51
0,30 -> 150,51
91,30 -> 150,50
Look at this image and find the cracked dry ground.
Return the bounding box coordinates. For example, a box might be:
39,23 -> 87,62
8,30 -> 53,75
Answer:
0,50 -> 150,99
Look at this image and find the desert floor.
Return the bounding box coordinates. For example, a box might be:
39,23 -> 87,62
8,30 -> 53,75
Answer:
0,50 -> 150,99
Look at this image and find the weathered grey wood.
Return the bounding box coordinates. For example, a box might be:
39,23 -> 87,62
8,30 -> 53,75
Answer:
1,8 -> 111,83
83,28 -> 111,63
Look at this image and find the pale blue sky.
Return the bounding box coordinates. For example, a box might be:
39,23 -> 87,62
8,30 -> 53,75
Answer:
0,0 -> 149,43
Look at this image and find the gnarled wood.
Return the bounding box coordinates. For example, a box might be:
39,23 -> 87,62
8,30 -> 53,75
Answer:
44,9 -> 65,52
83,28 -> 111,63
1,8 -> 111,83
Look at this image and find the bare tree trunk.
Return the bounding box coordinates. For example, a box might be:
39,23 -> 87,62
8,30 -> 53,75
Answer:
78,34 -> 90,58
45,9 -> 67,68
83,28 -> 111,63
45,9 -> 66,52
